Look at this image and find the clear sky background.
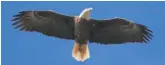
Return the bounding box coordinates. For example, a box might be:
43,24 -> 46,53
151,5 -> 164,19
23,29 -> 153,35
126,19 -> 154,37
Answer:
2,1 -> 165,65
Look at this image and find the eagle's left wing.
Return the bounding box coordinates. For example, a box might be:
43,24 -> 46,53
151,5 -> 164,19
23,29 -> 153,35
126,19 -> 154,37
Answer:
11,11 -> 75,40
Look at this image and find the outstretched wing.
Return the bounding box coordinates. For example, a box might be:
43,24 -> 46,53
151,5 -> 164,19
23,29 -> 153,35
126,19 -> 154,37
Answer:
89,18 -> 153,44
11,11 -> 75,40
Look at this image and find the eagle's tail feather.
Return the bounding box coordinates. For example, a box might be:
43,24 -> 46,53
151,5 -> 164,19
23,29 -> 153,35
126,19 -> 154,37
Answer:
72,42 -> 90,62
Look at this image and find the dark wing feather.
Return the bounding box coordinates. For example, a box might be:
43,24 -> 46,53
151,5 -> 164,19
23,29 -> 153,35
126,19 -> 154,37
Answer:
11,11 -> 75,40
89,18 -> 153,44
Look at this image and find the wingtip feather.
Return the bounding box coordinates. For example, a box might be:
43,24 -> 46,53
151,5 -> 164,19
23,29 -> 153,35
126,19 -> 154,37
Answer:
139,24 -> 153,43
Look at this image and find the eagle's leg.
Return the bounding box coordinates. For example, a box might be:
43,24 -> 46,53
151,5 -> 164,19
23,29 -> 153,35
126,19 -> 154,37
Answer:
72,41 -> 90,62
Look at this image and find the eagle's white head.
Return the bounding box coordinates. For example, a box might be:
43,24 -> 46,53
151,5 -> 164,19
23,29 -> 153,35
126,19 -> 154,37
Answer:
79,7 -> 93,19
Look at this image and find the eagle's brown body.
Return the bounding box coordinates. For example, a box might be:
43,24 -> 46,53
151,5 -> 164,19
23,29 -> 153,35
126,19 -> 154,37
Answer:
73,17 -> 92,61
11,8 -> 153,62
75,18 -> 91,44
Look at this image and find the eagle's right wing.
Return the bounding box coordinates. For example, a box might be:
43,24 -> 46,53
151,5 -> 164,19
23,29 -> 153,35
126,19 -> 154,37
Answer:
12,11 -> 75,40
88,18 -> 153,44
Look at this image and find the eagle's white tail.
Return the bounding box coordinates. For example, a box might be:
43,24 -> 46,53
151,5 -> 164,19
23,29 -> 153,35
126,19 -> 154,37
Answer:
72,42 -> 90,62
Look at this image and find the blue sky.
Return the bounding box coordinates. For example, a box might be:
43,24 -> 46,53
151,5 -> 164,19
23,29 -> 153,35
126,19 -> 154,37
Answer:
2,1 -> 165,65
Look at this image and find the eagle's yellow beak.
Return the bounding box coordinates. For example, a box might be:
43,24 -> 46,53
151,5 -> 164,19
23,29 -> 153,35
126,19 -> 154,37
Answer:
87,7 -> 93,11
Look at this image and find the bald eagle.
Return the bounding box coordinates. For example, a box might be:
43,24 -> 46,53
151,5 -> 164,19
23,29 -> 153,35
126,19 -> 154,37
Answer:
11,8 -> 153,62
